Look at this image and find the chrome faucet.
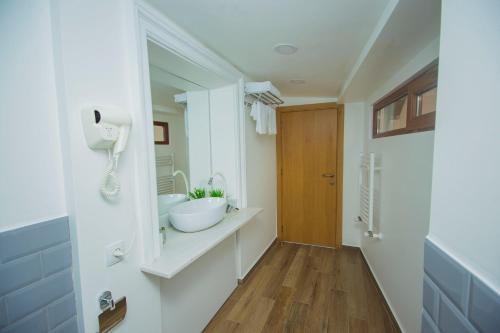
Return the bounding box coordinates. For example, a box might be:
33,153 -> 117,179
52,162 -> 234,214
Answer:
173,170 -> 190,194
208,172 -> 227,199
208,172 -> 237,213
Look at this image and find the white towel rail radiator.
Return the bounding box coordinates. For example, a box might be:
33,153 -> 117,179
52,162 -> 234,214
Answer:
156,154 -> 175,195
358,152 -> 382,239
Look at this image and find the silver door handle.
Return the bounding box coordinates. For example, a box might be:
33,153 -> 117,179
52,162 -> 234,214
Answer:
322,173 -> 335,178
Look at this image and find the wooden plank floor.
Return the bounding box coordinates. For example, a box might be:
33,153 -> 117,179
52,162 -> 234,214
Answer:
204,242 -> 399,333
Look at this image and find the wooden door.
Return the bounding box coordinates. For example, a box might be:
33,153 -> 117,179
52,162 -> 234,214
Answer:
277,103 -> 343,248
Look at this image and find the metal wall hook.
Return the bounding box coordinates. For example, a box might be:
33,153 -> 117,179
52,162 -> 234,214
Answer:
99,291 -> 115,311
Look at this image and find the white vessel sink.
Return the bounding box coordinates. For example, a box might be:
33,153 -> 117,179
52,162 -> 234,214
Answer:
158,194 -> 189,215
169,198 -> 227,232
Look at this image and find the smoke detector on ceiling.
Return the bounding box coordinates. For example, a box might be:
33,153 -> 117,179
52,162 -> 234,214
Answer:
273,44 -> 298,55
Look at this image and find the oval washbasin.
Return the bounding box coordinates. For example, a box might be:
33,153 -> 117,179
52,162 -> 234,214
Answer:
158,194 -> 189,215
169,197 -> 227,232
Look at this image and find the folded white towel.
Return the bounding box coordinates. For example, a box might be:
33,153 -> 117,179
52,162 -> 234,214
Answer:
257,102 -> 269,134
250,101 -> 268,134
250,101 -> 258,120
267,106 -> 276,135
249,101 -> 277,135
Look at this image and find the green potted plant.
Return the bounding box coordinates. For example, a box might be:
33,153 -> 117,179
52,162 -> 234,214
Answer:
188,187 -> 206,200
208,189 -> 224,198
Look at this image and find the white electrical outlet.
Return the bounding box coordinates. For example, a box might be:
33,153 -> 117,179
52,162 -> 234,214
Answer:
105,240 -> 124,267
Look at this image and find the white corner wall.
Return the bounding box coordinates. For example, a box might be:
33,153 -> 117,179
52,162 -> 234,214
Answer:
359,39 -> 439,333
428,0 -> 500,293
0,0 -> 66,231
342,103 -> 365,246
239,104 -> 277,277
209,84 -> 241,203
362,129 -> 434,333
160,236 -> 237,333
50,0 -> 161,331
186,90 -> 211,189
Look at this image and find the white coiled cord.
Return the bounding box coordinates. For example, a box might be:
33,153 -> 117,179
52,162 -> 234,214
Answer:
99,150 -> 137,258
100,149 -> 121,200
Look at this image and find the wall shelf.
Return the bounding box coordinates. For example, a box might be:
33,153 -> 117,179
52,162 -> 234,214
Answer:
140,208 -> 263,279
245,81 -> 284,106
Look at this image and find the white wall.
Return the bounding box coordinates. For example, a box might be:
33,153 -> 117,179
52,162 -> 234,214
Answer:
359,39 -> 439,333
160,236 -> 237,333
50,1 -> 161,332
362,130 -> 434,333
428,0 -> 500,293
342,103 -> 365,246
239,104 -> 277,277
150,81 -> 183,111
186,90 -> 211,189
209,85 -> 240,203
0,0 -> 66,231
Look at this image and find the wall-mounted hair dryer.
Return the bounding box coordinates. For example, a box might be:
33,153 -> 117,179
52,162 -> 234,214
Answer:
81,106 -> 132,200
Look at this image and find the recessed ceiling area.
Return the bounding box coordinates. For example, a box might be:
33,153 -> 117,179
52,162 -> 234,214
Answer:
145,0 -> 441,99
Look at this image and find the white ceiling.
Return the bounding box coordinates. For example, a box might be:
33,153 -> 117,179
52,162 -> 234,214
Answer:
149,80 -> 184,111
145,0 -> 390,97
145,0 -> 441,99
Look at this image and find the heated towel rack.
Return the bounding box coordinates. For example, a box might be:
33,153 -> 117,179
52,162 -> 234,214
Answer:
358,152 -> 382,239
244,81 -> 284,106
156,154 -> 175,195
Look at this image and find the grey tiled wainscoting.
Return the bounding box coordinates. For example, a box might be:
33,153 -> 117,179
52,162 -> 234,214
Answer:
422,238 -> 500,333
0,217 -> 78,333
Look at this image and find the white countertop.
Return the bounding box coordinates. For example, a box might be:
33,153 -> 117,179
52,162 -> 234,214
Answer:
140,207 -> 263,279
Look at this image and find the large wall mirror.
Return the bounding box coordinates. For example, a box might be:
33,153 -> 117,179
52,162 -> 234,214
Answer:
146,41 -> 229,231
136,7 -> 244,261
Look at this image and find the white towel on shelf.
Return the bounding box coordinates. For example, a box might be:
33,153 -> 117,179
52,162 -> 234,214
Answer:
250,100 -> 276,135
250,101 -> 259,120
250,101 -> 267,134
267,106 -> 276,135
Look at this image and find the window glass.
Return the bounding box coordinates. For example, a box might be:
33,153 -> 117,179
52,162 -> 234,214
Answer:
376,96 -> 407,134
153,122 -> 169,144
154,125 -> 164,141
373,60 -> 438,138
416,87 -> 437,116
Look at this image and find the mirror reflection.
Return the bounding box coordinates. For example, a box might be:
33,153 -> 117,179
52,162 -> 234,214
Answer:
150,79 -> 190,229
147,39 -> 237,238
147,40 -> 227,233
148,42 -> 197,229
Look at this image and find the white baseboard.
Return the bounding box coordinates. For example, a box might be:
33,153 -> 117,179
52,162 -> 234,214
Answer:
360,247 -> 406,333
239,237 -> 277,279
